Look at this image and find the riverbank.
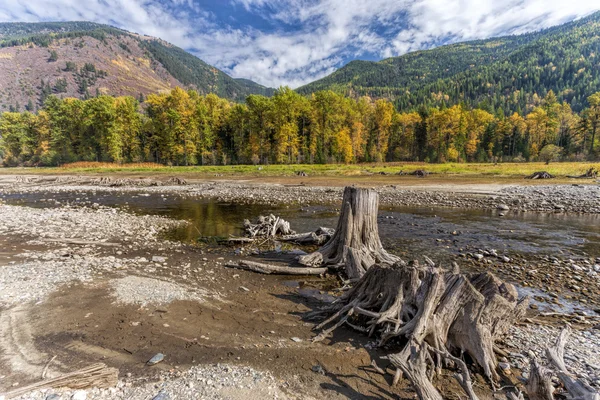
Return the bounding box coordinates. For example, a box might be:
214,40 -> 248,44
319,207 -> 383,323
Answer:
0,180 -> 599,399
3,161 -> 599,179
1,173 -> 600,213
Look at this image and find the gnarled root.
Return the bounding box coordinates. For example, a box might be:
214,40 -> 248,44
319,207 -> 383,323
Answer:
243,214 -> 295,237
311,261 -> 529,399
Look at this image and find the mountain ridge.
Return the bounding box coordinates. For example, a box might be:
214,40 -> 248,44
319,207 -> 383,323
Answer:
298,11 -> 600,114
0,21 -> 274,111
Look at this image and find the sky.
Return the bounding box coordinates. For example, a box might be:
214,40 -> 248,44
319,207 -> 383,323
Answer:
0,1 -> 599,88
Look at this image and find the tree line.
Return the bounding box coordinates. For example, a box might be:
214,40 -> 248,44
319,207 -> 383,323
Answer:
0,87 -> 598,166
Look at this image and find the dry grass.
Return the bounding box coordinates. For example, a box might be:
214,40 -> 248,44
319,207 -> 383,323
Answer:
7,161 -> 598,182
60,162 -> 165,169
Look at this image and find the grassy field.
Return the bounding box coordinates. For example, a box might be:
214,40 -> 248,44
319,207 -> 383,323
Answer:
1,161 -> 599,179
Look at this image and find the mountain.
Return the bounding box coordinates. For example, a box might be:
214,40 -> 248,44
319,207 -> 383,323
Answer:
298,12 -> 600,114
0,21 -> 274,111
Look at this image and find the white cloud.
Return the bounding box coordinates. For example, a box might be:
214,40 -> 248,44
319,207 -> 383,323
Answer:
0,0 -> 598,88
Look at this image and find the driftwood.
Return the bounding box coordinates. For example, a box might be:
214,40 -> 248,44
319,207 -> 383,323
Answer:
526,171 -> 554,179
244,214 -> 295,238
165,176 -> 187,185
545,326 -> 600,400
299,187 -> 402,279
280,227 -> 335,245
525,351 -> 555,400
310,261 -> 529,399
567,168 -> 598,179
397,170 -> 430,177
224,237 -> 256,243
411,169 -> 429,177
0,363 -> 118,398
515,326 -> 600,400
225,260 -> 327,275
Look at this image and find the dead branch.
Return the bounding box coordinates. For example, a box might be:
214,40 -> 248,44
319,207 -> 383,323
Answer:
225,260 -> 327,275
280,227 -> 335,245
567,168 -> 598,179
1,363 -> 118,398
525,351 -> 555,400
244,214 -> 295,238
546,326 -> 600,400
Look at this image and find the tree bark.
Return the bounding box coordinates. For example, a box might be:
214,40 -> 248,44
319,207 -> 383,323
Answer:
298,187 -> 401,279
310,261 -> 529,399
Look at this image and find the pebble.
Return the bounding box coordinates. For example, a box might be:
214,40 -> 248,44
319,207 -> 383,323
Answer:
72,391 -> 87,400
147,353 -> 165,366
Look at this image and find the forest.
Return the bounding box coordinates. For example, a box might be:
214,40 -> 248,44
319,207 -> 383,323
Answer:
298,11 -> 600,115
0,86 -> 598,167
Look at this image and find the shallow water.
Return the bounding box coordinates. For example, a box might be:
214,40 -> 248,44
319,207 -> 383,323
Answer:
2,190 -> 599,260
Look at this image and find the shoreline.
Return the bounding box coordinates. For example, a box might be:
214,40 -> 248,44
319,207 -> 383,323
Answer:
1,174 -> 600,214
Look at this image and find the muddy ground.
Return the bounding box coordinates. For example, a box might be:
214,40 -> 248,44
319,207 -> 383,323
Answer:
0,176 -> 599,399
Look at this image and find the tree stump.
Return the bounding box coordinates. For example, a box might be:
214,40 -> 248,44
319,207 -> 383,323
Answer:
298,187 -> 401,279
310,261 -> 529,399
525,171 -> 554,179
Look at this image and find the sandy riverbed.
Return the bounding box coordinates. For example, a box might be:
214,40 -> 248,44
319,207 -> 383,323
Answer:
0,177 -> 599,399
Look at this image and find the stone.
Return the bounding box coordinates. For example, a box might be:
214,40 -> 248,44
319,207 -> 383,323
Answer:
152,256 -> 167,263
147,353 -> 165,366
497,204 -> 510,211
72,391 -> 87,400
152,391 -> 169,400
311,365 -> 326,375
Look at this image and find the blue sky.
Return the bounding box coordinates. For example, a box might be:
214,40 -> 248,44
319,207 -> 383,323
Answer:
1,0 -> 599,88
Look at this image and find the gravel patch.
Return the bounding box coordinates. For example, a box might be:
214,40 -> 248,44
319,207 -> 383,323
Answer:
7,364 -> 310,400
0,248 -> 149,307
507,325 -> 600,388
110,275 -> 215,306
0,203 -> 184,245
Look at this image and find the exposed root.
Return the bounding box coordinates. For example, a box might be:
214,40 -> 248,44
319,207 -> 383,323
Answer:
311,261 -> 529,399
243,214 -> 295,237
299,187 -> 402,279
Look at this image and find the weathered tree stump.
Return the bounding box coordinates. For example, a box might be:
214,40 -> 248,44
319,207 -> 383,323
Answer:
298,187 -> 401,279
411,169 -> 429,177
567,168 -> 598,179
525,171 -> 554,179
310,261 -> 529,399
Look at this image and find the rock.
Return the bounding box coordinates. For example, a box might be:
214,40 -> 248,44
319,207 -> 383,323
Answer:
473,253 -> 484,261
152,256 -> 167,263
497,204 -> 510,211
147,353 -> 165,366
311,365 -> 326,375
498,362 -> 512,375
71,391 -> 87,400
290,337 -> 303,343
152,391 -> 169,400
45,394 -> 61,400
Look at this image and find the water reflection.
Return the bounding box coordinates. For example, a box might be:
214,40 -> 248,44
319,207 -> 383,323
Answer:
1,190 -> 599,258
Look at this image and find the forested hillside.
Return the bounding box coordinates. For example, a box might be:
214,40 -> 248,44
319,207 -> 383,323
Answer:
0,22 -> 273,111
298,12 -> 600,115
1,87 -> 598,167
